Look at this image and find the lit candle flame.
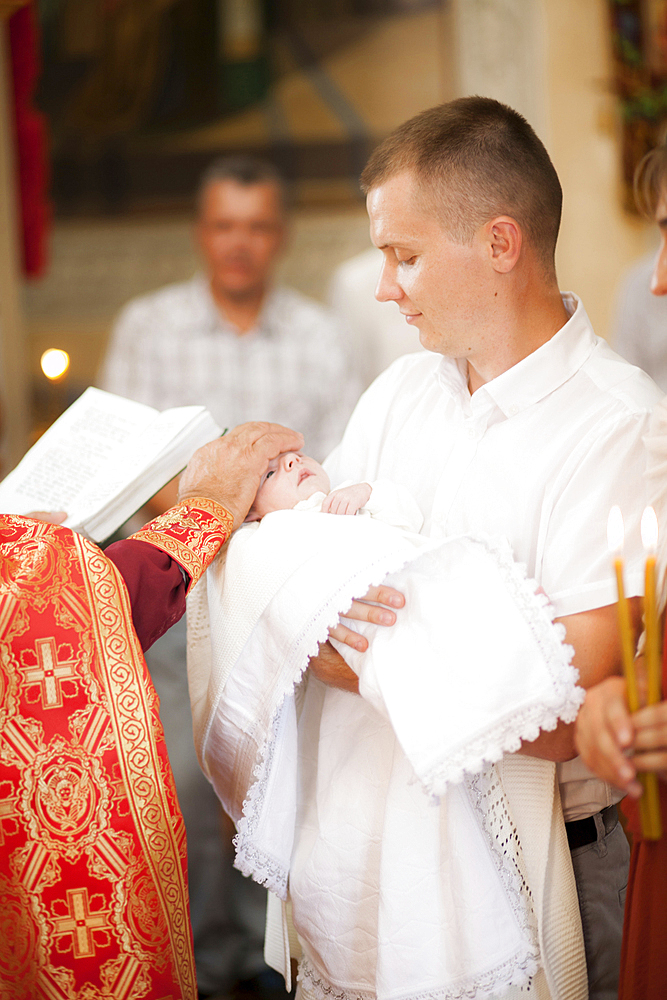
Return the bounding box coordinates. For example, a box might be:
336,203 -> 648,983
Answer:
40,349 -> 70,381
607,505 -> 624,555
641,506 -> 659,554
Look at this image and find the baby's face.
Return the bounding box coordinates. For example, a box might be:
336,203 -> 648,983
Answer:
249,452 -> 331,519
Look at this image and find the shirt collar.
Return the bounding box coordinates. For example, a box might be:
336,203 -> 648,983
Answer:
192,273 -> 279,339
434,292 -> 597,419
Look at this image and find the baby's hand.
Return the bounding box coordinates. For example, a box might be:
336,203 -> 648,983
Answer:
321,483 -> 372,516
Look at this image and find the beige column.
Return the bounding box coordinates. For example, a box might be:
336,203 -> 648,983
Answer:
450,0 -> 549,143
0,1 -> 30,473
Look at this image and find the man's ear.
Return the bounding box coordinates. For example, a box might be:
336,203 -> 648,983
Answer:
485,216 -> 522,273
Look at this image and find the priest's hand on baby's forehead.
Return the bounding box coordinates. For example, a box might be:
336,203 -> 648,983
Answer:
246,450 -> 331,521
262,450 -> 301,473
179,421 -> 303,529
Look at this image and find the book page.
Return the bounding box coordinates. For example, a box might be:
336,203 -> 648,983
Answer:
0,388 -> 156,515
66,406 -> 210,521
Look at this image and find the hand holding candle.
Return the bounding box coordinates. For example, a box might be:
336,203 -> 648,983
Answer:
607,506 -> 640,711
608,505 -> 662,839
640,506 -> 662,839
642,506 -> 661,706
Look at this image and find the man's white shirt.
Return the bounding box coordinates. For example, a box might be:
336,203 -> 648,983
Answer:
324,292 -> 664,821
100,274 -> 360,461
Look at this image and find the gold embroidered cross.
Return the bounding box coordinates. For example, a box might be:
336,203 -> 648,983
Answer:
53,887 -> 110,958
23,637 -> 77,708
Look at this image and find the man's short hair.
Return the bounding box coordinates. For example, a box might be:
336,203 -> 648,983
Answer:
360,96 -> 562,269
197,155 -> 287,212
634,144 -> 667,218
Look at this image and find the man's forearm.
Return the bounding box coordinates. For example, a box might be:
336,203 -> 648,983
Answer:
309,641 -> 359,693
518,720 -> 578,762
517,600 -> 640,762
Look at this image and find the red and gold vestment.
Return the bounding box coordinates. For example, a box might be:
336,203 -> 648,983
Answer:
0,499 -> 232,1000
619,633 -> 667,1000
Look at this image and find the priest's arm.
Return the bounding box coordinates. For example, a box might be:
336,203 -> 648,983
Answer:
107,421 -> 304,651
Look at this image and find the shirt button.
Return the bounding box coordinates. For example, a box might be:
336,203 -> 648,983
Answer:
509,404 -> 519,416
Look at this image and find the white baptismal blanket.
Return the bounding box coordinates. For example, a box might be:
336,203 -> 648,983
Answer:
187,508 -> 586,1000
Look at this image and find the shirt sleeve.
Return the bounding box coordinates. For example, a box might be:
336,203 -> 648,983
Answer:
364,479 -> 424,533
108,497 -> 235,651
541,409 -> 654,617
106,539 -> 189,652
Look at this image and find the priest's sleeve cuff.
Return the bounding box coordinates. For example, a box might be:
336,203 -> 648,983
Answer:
129,497 -> 234,590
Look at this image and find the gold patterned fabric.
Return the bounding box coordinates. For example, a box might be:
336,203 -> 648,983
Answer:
130,498 -> 234,589
0,506 -> 230,999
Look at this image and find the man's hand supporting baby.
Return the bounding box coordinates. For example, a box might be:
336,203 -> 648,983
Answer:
242,449 -> 406,691
314,481 -> 404,691
309,583 -> 405,693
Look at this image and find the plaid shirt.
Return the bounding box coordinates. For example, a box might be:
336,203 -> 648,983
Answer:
99,275 -> 360,461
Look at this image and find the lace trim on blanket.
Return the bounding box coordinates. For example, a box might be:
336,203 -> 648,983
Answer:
465,765 -> 541,971
233,699 -> 290,896
298,949 -> 540,1000
232,532 -> 581,906
419,535 -> 582,792
233,549 -> 417,897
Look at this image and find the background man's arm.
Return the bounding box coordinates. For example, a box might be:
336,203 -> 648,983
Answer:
518,598 -> 641,761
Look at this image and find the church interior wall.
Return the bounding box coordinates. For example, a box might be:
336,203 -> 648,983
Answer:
546,0 -> 655,342
1,0 -> 660,461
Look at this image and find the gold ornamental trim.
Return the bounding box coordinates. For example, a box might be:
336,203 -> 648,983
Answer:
130,498 -> 233,589
74,532 -> 197,1000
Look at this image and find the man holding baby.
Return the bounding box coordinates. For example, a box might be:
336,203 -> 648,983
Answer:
291,97 -> 661,1000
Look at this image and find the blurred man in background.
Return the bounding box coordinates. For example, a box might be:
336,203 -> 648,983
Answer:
101,155 -> 357,468
613,249 -> 667,392
99,155 -> 358,999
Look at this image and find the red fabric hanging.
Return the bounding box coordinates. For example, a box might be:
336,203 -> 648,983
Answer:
8,2 -> 50,278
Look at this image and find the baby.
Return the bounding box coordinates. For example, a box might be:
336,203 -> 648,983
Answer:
188,451 -> 584,1000
245,451 -> 423,531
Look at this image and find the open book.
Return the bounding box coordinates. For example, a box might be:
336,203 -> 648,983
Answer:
0,387 -> 222,542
